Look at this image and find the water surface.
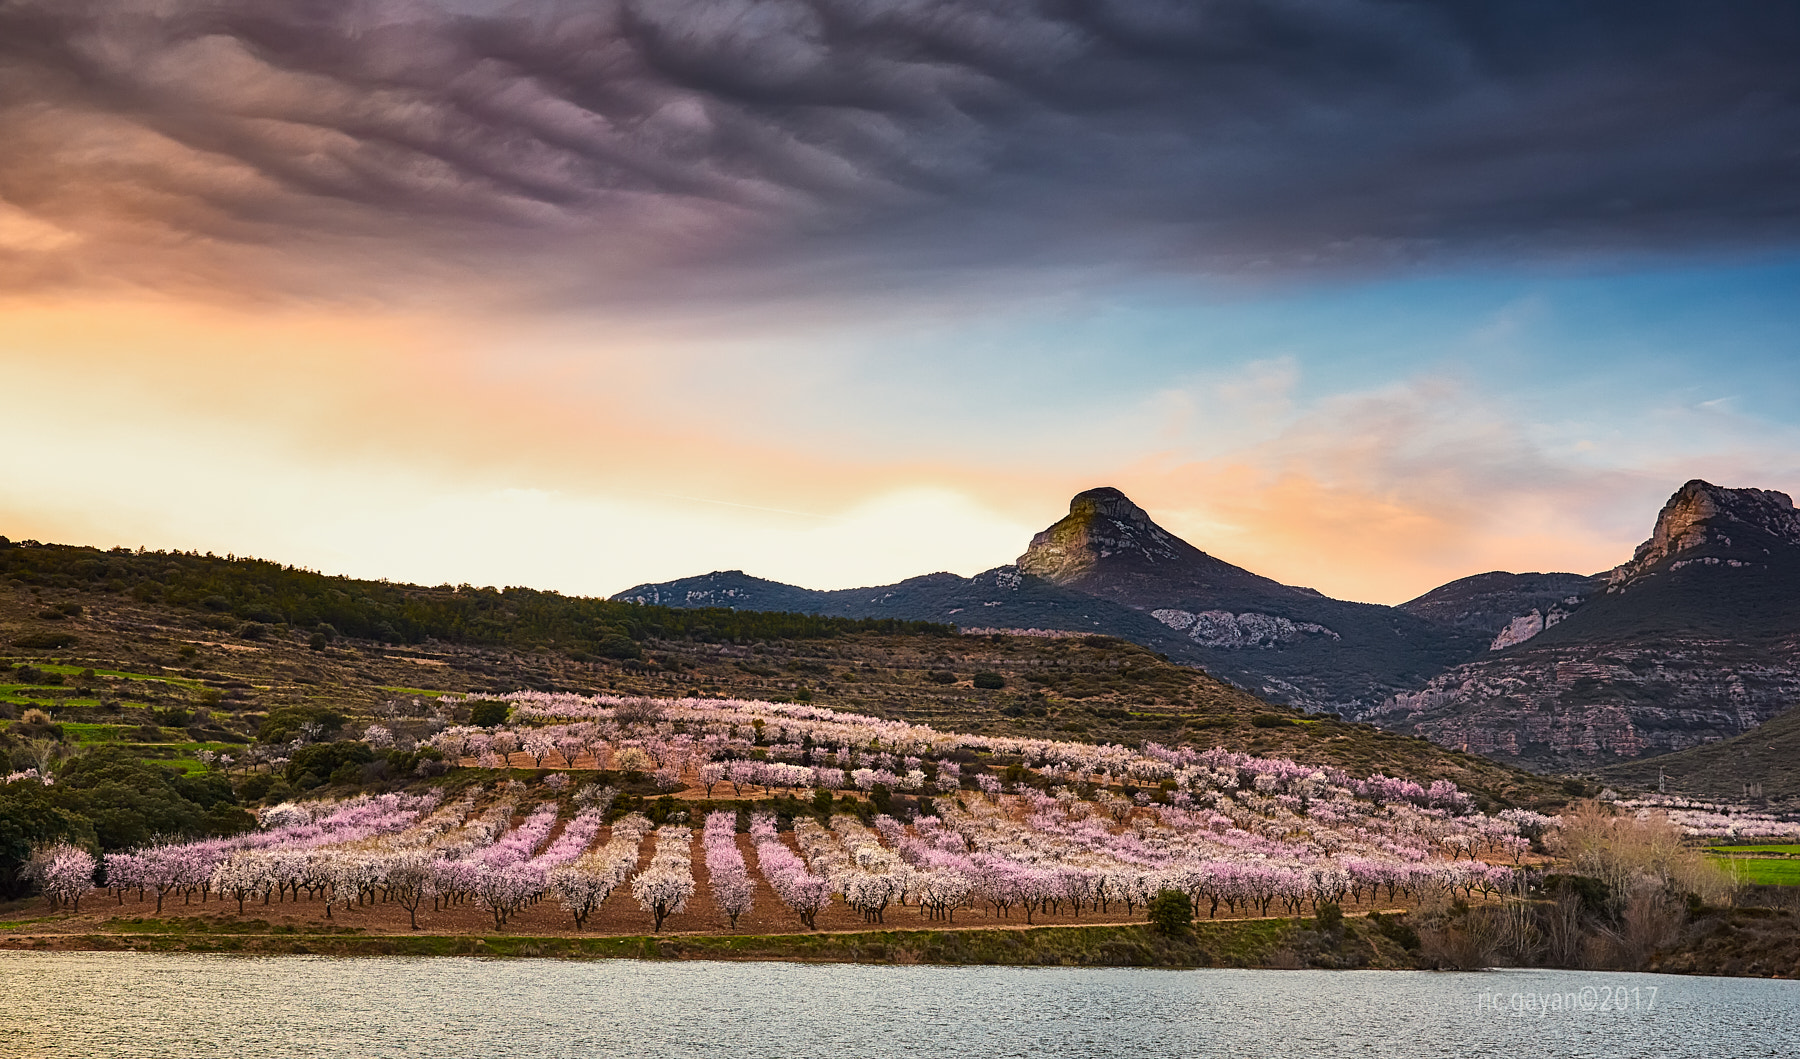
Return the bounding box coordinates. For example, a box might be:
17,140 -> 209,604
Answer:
3,952 -> 1794,1058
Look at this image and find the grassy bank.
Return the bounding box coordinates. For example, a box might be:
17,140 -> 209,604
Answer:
2,915 -> 1420,970
9,906 -> 1797,978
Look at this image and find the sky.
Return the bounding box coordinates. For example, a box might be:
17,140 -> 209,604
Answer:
2,0 -> 1798,605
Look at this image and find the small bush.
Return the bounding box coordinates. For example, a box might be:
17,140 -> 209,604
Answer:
14,632 -> 77,649
237,773 -> 275,802
467,700 -> 510,728
926,670 -> 958,684
593,633 -> 641,660
972,671 -> 1006,690
257,706 -> 346,744
288,740 -> 376,783
20,708 -> 52,726
1250,714 -> 1296,728
1148,889 -> 1193,935
1315,902 -> 1344,932
1369,911 -> 1421,950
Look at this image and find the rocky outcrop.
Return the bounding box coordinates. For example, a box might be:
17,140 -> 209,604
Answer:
1605,480 -> 1800,590
1019,488 -> 1188,581
1153,608 -> 1340,648
1487,599 -> 1582,650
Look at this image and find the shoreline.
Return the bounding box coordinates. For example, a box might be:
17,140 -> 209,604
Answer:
0,916 -> 1415,968
3,914 -> 1793,978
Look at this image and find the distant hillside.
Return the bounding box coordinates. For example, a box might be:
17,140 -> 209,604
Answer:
0,536 -> 950,659
619,487 -> 1489,714
1398,571 -> 1601,644
612,567 -> 1201,659
1598,700 -> 1800,802
1366,480 -> 1800,771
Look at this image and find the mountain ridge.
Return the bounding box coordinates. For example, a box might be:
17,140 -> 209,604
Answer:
1365,479 -> 1800,771
617,478 -> 1800,784
617,486 -> 1489,713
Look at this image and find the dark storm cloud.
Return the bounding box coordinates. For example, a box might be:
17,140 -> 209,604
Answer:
1,0 -> 1797,303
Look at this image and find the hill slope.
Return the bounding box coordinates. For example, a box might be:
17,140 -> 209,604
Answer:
0,537 -> 1568,811
1598,699 -> 1800,802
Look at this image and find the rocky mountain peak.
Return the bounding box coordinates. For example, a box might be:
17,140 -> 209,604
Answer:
1017,487 -> 1185,582
1607,479 -> 1800,588
1066,486 -> 1148,522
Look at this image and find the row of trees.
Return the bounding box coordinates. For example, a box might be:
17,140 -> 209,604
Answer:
702,811 -> 756,928
483,691 -> 1482,815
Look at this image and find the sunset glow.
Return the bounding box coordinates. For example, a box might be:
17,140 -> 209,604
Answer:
3,1 -> 1797,603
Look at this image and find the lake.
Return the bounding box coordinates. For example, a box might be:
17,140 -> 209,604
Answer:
2,953 -> 1795,1058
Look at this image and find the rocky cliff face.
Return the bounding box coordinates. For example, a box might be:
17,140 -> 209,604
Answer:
1018,487 -> 1188,581
1604,479 -> 1800,589
1017,486 -> 1302,602
1371,639 -> 1800,767
1364,480 -> 1800,770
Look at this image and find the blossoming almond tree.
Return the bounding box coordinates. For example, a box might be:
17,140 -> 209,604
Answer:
632,826 -> 695,932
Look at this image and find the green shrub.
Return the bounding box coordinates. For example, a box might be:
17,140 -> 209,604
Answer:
1369,911 -> 1421,950
593,633 -> 641,660
1148,889 -> 1193,935
468,700 -> 510,728
972,671 -> 1006,689
14,632 -> 77,649
236,773 -> 275,802
1315,901 -> 1344,931
258,706 -> 346,744
1250,714 -> 1296,728
926,670 -> 957,684
286,741 -> 375,784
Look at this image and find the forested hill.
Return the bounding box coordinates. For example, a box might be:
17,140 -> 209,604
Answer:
0,538 -> 951,657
